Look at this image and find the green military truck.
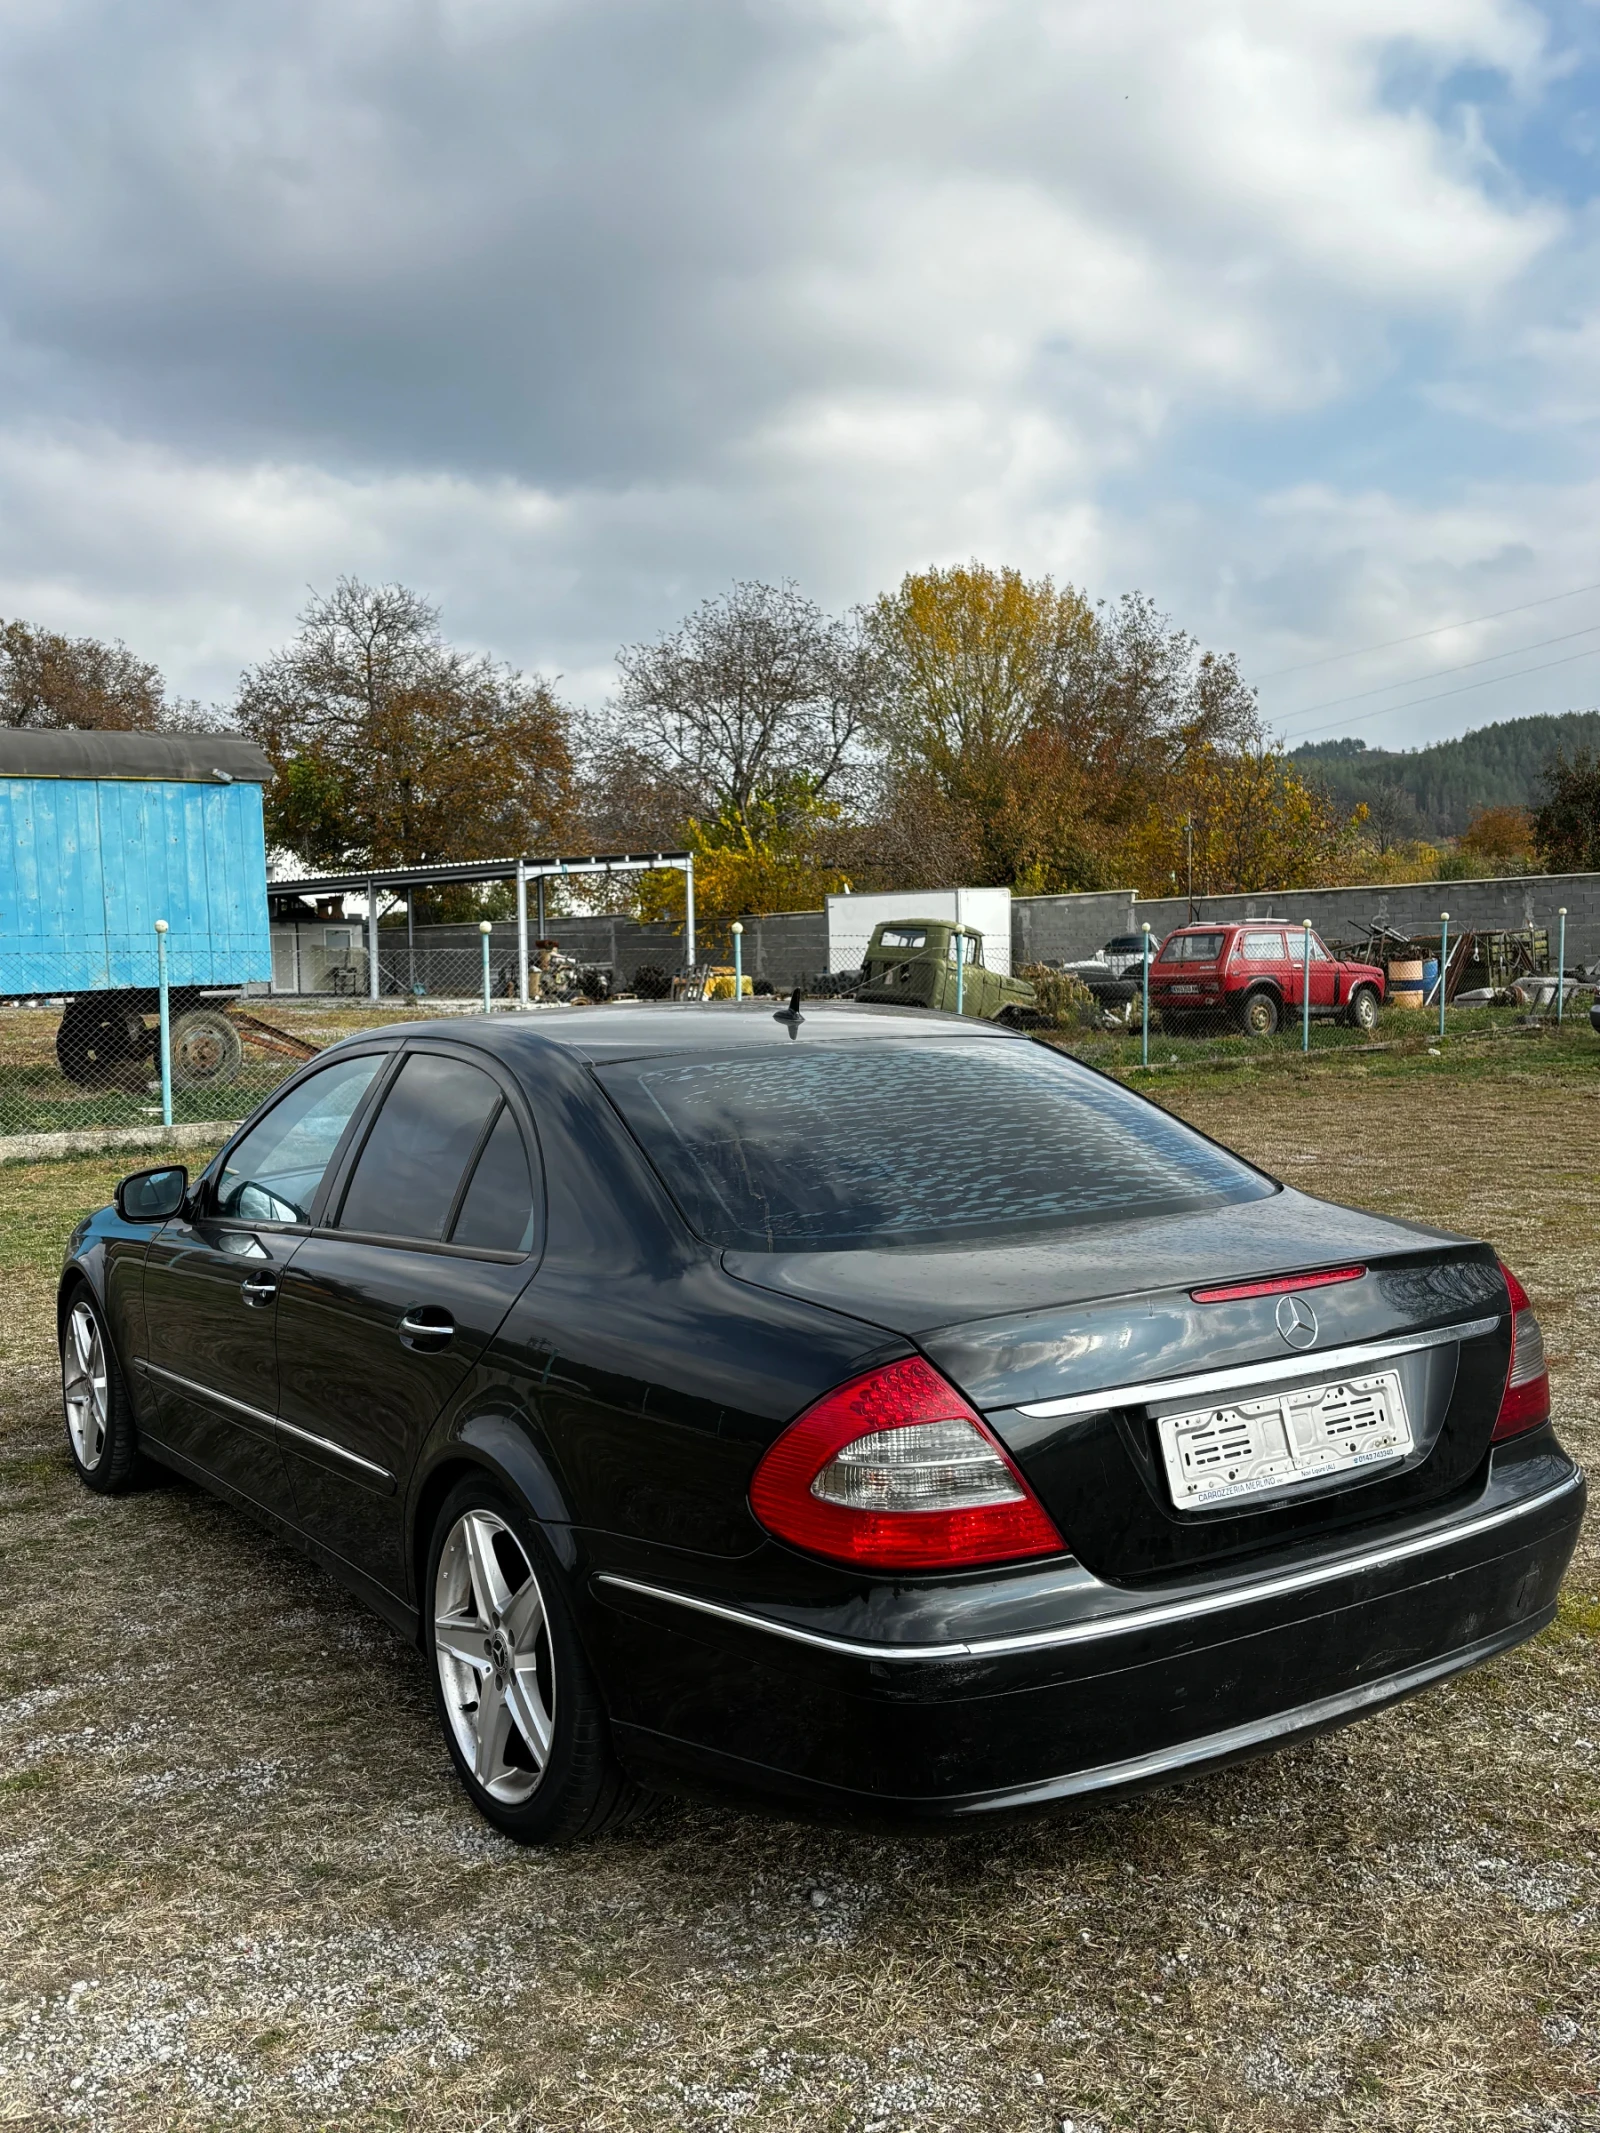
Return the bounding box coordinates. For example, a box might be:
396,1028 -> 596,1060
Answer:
851,919 -> 1037,1020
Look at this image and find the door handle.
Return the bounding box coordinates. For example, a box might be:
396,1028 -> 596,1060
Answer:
398,1309 -> 455,1347
240,1274 -> 278,1306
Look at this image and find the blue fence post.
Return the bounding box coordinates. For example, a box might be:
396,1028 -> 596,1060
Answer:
479,920 -> 492,1014
955,930 -> 965,1016
1557,907 -> 1567,1027
732,921 -> 744,1000
1301,921 -> 1312,1054
1140,924 -> 1152,1069
154,919 -> 172,1128
1438,912 -> 1449,1042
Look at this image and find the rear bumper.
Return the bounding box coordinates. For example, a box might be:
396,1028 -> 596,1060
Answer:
589,1447 -> 1585,1821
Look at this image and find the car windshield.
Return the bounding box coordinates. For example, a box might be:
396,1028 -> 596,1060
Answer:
1159,932 -> 1226,963
877,928 -> 927,949
596,1040 -> 1273,1251
1104,936 -> 1145,955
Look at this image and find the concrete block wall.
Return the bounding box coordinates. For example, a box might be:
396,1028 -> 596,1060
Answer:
1124,872 -> 1600,965
1012,891 -> 1139,965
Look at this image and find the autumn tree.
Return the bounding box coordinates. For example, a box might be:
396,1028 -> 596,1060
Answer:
1532,750 -> 1600,873
1117,744 -> 1360,895
235,579 -> 576,870
1456,803 -> 1535,870
0,618 -> 196,730
864,565 -> 1261,888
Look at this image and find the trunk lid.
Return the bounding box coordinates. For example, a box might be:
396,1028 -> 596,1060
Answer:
722,1189 -> 1512,1583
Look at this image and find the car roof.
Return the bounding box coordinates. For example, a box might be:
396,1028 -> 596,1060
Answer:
327,1000 -> 1026,1064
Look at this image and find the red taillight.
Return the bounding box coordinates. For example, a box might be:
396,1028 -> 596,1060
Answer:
1493,1262 -> 1550,1441
1191,1265 -> 1365,1304
748,1356 -> 1065,1572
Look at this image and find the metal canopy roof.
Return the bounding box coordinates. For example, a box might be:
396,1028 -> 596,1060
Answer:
266,850 -> 692,900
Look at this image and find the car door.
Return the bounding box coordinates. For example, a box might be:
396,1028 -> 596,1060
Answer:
272,1043 -> 543,1592
139,1048 -> 390,1516
1306,930 -> 1339,1013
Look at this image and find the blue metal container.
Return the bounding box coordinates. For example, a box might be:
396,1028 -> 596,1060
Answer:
1422,957 -> 1440,1002
0,732 -> 273,999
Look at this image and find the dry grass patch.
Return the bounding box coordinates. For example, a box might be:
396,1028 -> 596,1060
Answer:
0,1083 -> 1595,2132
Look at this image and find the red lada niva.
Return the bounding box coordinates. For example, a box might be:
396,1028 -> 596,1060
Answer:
1148,923 -> 1386,1036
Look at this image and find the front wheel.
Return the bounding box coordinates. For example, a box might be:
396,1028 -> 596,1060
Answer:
426,1478 -> 644,1845
61,1286 -> 144,1492
1345,985 -> 1381,1033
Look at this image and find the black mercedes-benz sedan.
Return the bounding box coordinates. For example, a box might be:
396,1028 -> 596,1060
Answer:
59,1003 -> 1584,1844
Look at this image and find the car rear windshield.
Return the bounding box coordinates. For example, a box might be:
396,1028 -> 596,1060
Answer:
1158,932 -> 1227,963
595,1039 -> 1273,1251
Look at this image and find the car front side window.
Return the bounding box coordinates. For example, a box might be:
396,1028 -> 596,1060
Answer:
214,1053 -> 385,1225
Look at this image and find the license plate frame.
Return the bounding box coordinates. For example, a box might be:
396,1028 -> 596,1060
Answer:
1155,1368 -> 1413,1510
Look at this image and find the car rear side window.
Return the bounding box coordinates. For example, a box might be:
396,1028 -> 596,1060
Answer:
1241,930 -> 1286,961
449,1104 -> 538,1254
596,1040 -> 1273,1252
338,1054 -> 502,1242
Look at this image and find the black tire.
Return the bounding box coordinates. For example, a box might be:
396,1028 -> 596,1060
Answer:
425,1476 -> 645,1846
1345,985 -> 1381,1033
60,1282 -> 144,1493
1238,988 -> 1280,1038
56,997 -> 151,1086
631,964 -> 671,1001
168,1008 -> 244,1089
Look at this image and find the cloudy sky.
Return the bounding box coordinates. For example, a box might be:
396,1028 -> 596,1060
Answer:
3,0 -> 1600,749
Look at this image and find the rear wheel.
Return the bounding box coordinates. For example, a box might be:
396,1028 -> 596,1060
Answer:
61,1286 -> 143,1493
426,1478 -> 644,1845
169,1008 -> 244,1090
1345,985 -> 1380,1033
1238,988 -> 1280,1037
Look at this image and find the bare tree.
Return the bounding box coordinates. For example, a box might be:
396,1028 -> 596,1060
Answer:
608,581 -> 874,827
235,578 -> 576,868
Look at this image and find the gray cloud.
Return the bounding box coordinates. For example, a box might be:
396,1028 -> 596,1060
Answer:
0,0 -> 1586,738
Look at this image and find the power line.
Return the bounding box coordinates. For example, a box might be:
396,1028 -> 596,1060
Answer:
1275,642 -> 1600,746
1268,617 -> 1600,727
1253,576 -> 1600,681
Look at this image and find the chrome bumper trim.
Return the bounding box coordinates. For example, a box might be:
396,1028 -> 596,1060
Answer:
594,1466 -> 1581,1665
1012,1314 -> 1501,1421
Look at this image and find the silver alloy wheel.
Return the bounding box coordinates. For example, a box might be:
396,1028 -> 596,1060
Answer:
62,1300 -> 109,1468
433,1508 -> 555,1805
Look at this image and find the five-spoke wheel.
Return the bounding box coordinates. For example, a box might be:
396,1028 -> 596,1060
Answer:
62,1299 -> 108,1469
60,1285 -> 140,1492
434,1507 -> 556,1806
425,1478 -> 643,1844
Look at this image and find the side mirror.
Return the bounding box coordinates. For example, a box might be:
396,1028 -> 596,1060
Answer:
115,1165 -> 189,1224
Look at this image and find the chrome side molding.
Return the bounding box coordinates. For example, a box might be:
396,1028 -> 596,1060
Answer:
140,1359 -> 394,1489
1011,1315 -> 1501,1421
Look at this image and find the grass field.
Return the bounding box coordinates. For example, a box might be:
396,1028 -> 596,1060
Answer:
0,1042 -> 1595,2131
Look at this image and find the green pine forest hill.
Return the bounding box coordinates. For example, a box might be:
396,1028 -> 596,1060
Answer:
1290,711 -> 1600,836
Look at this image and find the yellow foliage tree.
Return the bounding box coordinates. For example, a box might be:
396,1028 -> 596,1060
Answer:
1114,745 -> 1361,895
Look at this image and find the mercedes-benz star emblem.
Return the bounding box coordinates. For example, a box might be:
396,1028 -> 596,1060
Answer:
1276,1294 -> 1319,1349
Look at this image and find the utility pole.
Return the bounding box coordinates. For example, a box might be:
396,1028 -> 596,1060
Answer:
1184,819 -> 1195,922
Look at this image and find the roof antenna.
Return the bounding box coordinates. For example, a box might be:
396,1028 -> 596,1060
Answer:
773,985 -> 804,1030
